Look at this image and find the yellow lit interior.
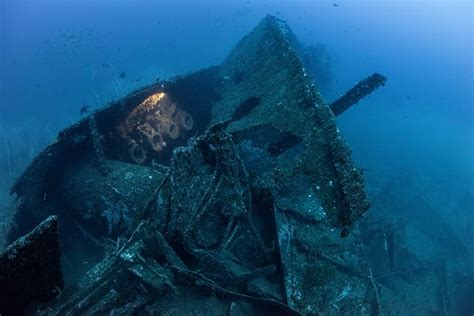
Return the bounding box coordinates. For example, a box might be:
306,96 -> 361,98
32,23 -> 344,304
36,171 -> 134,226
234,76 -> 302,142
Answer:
116,92 -> 194,164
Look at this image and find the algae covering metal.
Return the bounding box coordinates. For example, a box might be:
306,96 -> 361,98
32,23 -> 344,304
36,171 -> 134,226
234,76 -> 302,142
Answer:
213,16 -> 369,234
213,16 -> 370,312
3,15 -> 379,315
0,216 -> 63,315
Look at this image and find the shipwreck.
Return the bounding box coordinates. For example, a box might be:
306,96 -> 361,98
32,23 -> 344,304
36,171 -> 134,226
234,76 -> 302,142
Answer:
1,16 -> 388,315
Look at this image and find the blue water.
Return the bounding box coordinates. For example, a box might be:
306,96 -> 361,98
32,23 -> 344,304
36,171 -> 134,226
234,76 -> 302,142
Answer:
0,0 -> 473,313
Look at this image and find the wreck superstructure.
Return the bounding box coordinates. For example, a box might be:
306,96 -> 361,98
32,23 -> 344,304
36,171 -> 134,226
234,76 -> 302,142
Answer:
1,16 -> 391,315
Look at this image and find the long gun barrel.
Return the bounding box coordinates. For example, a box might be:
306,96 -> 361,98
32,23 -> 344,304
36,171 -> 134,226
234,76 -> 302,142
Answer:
329,73 -> 387,116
